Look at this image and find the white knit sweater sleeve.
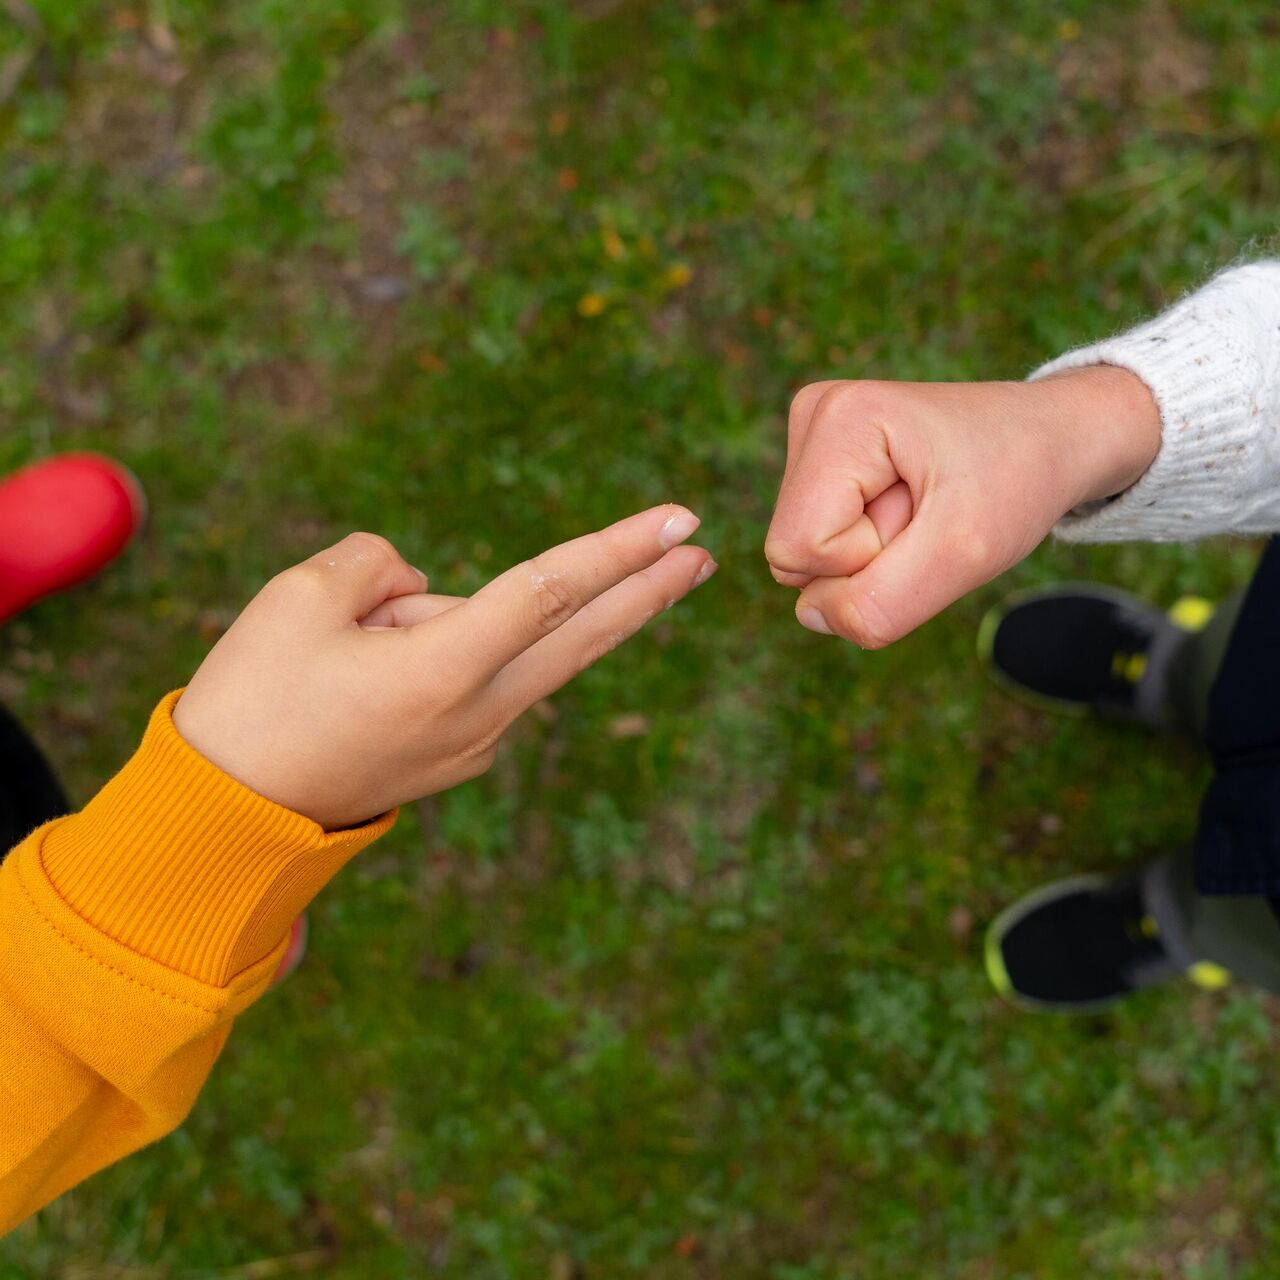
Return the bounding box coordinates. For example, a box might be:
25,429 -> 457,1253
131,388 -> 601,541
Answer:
1028,261 -> 1280,543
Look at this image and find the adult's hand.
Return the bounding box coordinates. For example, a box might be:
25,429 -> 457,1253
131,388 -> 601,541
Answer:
764,367 -> 1161,646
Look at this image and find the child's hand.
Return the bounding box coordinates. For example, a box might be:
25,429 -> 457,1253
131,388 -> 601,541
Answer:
763,368 -> 1161,646
174,506 -> 715,829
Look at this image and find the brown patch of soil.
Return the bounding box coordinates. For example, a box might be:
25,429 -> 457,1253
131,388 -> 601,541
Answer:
1030,1 -> 1215,195
325,16 -> 536,287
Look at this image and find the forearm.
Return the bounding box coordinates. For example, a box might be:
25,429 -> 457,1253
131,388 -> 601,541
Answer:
1029,261 -> 1280,542
0,695 -> 392,1232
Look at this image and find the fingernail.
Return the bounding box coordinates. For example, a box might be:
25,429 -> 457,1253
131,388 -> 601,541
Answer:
797,606 -> 834,636
416,568 -> 429,591
659,509 -> 701,550
692,558 -> 718,587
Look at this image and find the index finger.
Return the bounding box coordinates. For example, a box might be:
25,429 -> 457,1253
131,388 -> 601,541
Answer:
780,380 -> 841,491
442,504 -> 704,675
765,390 -> 900,581
770,479 -> 914,588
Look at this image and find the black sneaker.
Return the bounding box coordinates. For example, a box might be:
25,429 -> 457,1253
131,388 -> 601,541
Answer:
977,585 -> 1213,729
984,873 -> 1220,1012
0,702 -> 68,860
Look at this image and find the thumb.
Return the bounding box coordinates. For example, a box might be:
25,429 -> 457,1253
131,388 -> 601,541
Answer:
360,591 -> 466,630
289,532 -> 428,624
793,497 -> 976,648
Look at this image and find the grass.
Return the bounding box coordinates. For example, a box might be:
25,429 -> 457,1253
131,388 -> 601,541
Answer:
2,0 -> 1280,1275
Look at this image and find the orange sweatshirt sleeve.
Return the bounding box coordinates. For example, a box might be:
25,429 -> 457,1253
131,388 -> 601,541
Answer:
0,692 -> 394,1233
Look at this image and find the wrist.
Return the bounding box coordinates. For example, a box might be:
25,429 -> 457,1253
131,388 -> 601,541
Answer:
1030,365 -> 1162,510
41,692 -> 394,986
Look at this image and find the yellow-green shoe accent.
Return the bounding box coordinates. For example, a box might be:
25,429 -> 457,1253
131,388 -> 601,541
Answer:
1188,960 -> 1232,990
984,923 -> 1015,1001
1168,596 -> 1214,632
1111,651 -> 1148,684
983,874 -> 1125,1014
978,585 -> 1219,727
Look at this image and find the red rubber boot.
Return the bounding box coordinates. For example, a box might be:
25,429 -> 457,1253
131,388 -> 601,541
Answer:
270,915 -> 309,988
0,454 -> 146,624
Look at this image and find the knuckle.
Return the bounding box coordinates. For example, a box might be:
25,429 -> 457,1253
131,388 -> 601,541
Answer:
340,530 -> 398,567
270,562 -> 327,603
856,625 -> 895,652
814,380 -> 897,433
604,540 -> 637,580
587,539 -> 636,590
821,380 -> 867,416
577,632 -> 621,673
833,378 -> 890,409
463,736 -> 500,776
526,557 -> 579,633
831,594 -> 897,650
953,524 -> 994,576
567,603 -> 653,679
788,381 -> 836,430
764,534 -> 814,571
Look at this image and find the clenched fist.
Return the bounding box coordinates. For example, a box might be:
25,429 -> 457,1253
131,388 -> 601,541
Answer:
764,367 -> 1161,646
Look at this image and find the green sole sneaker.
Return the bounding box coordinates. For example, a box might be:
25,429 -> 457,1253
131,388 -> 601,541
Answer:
985,873 -> 1188,1014
977,584 -> 1213,729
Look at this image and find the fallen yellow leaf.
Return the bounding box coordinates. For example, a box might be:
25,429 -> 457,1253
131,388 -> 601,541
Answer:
601,224 -> 627,261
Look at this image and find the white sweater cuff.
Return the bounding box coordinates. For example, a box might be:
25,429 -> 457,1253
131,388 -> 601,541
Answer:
1029,263 -> 1280,543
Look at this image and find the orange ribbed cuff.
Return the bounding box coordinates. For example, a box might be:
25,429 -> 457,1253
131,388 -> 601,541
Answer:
37,691 -> 395,987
